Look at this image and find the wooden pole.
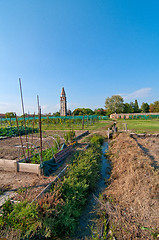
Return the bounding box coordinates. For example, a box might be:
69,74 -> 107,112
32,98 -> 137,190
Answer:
31,112 -> 35,154
19,78 -> 29,158
82,115 -> 84,130
15,114 -> 26,162
39,107 -> 43,164
37,96 -> 42,164
108,128 -> 110,139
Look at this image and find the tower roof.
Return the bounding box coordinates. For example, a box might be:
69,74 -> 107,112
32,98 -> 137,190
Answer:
61,87 -> 66,97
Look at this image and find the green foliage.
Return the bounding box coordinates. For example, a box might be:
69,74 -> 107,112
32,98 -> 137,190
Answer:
141,102 -> 149,113
91,216 -> 110,239
105,95 -> 124,114
94,108 -> 106,116
64,130 -> 75,144
134,99 -> 140,113
90,134 -> 104,146
123,103 -> 134,113
149,103 -> 154,112
153,100 -> 159,112
141,226 -> 159,239
0,126 -> 38,137
5,112 -> 16,118
73,108 -> 94,115
29,147 -> 58,164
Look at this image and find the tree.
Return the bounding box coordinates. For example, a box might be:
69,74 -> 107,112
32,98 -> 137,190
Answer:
153,101 -> 159,112
149,103 -> 154,112
5,112 -> 16,118
123,103 -> 134,113
94,108 -> 106,116
105,95 -> 124,114
73,108 -> 94,116
141,102 -> 149,113
53,112 -> 60,116
134,99 -> 140,113
67,109 -> 72,116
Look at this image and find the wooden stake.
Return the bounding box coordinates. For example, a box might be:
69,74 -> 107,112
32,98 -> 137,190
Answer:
39,107 -> 43,164
19,78 -> 29,158
15,114 -> 26,162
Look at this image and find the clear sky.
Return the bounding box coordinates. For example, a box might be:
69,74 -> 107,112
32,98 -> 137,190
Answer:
0,0 -> 159,114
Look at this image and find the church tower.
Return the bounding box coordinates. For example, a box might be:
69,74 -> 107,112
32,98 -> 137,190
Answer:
60,87 -> 67,116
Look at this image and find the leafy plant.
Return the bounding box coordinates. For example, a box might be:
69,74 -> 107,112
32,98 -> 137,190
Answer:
64,130 -> 75,144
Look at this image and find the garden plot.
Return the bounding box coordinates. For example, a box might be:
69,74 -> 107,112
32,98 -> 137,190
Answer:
0,154 -> 72,203
132,135 -> 159,169
102,133 -> 159,239
0,130 -> 88,160
0,131 -> 89,204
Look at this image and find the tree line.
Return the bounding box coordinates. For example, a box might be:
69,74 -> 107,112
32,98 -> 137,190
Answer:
2,95 -> 159,118
104,95 -> 159,115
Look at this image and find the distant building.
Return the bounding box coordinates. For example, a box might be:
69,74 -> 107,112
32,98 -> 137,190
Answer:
0,113 -> 5,118
60,87 -> 67,116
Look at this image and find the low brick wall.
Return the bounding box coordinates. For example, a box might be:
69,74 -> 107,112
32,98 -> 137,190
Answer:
110,113 -> 159,119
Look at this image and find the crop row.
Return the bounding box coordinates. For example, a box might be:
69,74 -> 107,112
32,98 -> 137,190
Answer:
0,134 -> 104,239
0,126 -> 39,137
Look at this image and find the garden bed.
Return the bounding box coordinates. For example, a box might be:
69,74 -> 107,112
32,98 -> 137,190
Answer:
0,126 -> 38,137
0,130 -> 88,160
102,133 -> 159,239
0,135 -> 105,239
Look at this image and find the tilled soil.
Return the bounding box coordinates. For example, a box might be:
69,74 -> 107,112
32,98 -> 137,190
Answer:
0,130 -> 87,160
132,135 -> 159,169
0,171 -> 56,202
103,133 -> 159,240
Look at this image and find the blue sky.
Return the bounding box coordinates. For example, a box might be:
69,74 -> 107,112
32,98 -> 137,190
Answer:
0,0 -> 159,114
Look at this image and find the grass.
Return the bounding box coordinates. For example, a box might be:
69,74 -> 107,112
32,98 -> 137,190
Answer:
41,120 -> 113,131
117,119 -> 159,133
0,120 -> 113,132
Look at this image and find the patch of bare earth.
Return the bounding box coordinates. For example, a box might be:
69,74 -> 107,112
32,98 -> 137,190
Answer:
0,171 -> 56,201
132,135 -> 159,170
103,133 -> 159,239
0,130 -> 88,160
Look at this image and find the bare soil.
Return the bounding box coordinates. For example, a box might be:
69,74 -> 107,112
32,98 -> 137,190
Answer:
132,135 -> 159,170
103,133 -> 159,239
0,150 -> 75,202
0,130 -> 87,160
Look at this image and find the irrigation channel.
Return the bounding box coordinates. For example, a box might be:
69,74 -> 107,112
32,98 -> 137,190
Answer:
72,141 -> 111,239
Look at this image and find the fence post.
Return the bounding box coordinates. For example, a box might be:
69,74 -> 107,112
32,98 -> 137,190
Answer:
108,128 -> 110,139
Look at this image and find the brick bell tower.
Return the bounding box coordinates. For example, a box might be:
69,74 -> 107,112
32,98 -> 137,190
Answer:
60,87 -> 67,116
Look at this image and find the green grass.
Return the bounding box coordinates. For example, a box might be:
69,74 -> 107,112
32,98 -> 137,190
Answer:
0,120 -> 113,132
117,119 -> 159,133
42,120 -> 113,131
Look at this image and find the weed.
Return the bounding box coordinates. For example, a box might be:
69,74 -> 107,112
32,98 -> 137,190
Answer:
17,187 -> 27,195
141,226 -> 159,239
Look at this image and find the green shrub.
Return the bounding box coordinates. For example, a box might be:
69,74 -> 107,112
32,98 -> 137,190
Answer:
90,134 -> 104,146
